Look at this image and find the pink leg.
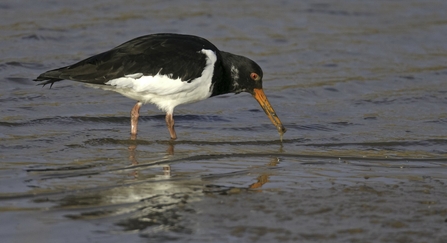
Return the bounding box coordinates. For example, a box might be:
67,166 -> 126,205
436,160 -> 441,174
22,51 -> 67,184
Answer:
165,113 -> 177,140
130,102 -> 142,138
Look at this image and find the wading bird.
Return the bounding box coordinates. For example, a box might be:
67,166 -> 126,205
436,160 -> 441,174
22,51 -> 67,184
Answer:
35,33 -> 286,139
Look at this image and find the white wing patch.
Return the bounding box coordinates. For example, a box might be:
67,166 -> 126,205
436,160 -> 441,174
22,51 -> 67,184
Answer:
103,49 -> 217,113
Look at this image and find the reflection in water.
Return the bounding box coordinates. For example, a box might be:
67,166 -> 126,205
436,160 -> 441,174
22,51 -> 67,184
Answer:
54,137 -> 282,233
63,179 -> 204,234
128,134 -> 173,177
249,157 -> 279,189
2,136 -> 444,241
30,137 -> 279,234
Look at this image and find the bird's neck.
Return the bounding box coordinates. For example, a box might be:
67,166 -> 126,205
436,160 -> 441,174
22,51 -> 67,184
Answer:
210,51 -> 240,97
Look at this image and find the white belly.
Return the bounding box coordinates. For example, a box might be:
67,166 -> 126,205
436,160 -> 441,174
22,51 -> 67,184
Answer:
98,49 -> 217,114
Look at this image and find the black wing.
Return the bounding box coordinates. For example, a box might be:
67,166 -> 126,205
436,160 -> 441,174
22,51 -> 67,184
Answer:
34,33 -> 221,87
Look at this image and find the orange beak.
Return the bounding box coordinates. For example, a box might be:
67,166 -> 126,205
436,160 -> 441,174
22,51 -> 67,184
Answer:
252,88 -> 286,136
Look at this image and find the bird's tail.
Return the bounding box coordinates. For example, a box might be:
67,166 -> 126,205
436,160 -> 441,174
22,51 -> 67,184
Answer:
33,69 -> 65,88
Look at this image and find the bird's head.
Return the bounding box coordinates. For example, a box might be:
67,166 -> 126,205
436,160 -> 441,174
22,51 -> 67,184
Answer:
220,51 -> 286,136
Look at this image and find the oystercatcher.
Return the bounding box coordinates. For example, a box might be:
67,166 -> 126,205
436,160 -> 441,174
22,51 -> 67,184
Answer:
34,33 -> 286,139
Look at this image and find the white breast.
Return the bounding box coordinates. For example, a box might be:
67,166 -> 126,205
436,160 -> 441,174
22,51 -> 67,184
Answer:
101,49 -> 217,114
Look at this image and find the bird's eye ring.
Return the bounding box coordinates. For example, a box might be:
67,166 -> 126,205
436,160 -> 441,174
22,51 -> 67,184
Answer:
250,73 -> 260,81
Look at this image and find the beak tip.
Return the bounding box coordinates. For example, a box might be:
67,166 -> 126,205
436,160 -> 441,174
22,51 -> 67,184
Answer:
278,125 -> 286,134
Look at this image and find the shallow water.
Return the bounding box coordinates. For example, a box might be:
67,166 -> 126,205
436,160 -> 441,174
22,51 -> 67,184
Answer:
1,0 -> 447,242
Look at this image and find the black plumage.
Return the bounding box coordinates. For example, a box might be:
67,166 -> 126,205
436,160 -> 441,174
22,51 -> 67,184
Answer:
35,34 -> 218,86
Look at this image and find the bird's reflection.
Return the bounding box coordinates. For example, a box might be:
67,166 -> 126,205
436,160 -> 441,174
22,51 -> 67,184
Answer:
127,134 -> 281,189
128,134 -> 173,177
56,135 -> 283,235
248,157 -> 279,189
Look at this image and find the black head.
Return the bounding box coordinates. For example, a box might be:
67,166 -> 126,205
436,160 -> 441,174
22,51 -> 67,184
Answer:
219,51 -> 263,95
219,51 -> 286,136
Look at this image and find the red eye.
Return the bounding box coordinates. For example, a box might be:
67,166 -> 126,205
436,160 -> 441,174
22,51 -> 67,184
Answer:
250,73 -> 260,81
